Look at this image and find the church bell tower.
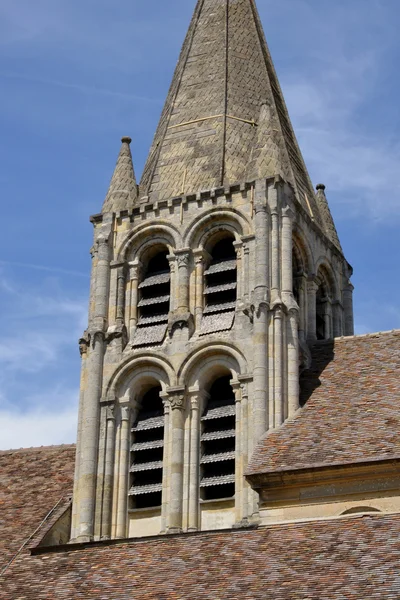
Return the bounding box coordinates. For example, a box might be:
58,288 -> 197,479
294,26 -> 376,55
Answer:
71,0 -> 354,542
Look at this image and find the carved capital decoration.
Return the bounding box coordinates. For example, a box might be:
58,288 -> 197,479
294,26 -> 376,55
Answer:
120,404 -> 131,421
106,405 -> 116,421
164,387 -> 187,411
176,252 -> 190,269
169,394 -> 185,411
78,330 -> 90,357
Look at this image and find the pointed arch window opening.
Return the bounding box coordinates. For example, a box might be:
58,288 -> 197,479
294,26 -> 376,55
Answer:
129,385 -> 164,510
200,375 -> 236,501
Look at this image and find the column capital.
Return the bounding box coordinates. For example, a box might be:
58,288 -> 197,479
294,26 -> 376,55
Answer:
175,248 -> 191,268
161,386 -> 187,411
120,403 -> 131,421
282,204 -> 295,220
193,248 -> 211,265
106,404 -> 116,421
188,387 -> 210,410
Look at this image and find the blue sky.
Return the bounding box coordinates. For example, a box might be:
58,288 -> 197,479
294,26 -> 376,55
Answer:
0,0 -> 399,450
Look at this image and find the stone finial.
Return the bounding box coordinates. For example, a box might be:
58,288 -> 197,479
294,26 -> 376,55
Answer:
102,136 -> 138,213
316,183 -> 326,192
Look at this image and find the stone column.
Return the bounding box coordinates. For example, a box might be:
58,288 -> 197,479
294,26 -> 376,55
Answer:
307,277 -> 318,342
233,240 -> 243,303
253,180 -> 269,442
270,208 -> 280,297
242,238 -> 251,302
175,250 -> 191,314
231,381 -> 243,523
193,251 -> 206,330
160,396 -> 171,533
76,233 -> 111,542
71,333 -> 89,540
167,254 -> 177,312
297,274 -> 308,342
287,309 -> 300,417
115,403 -> 131,539
116,264 -> 126,326
187,390 -> 206,532
101,404 -> 116,540
128,260 -> 141,337
166,387 -> 186,533
238,380 -> 250,523
281,206 -> 293,296
324,299 -> 332,339
333,300 -> 343,338
343,282 -> 354,336
274,306 -> 284,427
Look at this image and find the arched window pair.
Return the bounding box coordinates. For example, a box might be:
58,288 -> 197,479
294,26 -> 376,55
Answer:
129,374 -> 236,510
132,234 -> 238,347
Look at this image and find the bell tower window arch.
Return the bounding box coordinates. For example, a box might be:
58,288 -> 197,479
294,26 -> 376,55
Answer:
129,384 -> 165,510
132,246 -> 171,347
200,374 -> 236,501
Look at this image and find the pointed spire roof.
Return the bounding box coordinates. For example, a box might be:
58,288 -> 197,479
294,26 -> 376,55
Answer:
102,137 -> 138,213
315,184 -> 342,251
140,0 -> 328,227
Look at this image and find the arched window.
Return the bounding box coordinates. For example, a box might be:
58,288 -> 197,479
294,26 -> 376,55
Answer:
200,375 -> 236,501
201,236 -> 237,335
133,248 -> 170,347
129,385 -> 164,509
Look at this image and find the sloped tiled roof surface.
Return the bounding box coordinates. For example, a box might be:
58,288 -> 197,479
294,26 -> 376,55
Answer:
248,330 -> 400,476
140,0 -> 324,229
0,445 -> 75,569
3,514 -> 400,598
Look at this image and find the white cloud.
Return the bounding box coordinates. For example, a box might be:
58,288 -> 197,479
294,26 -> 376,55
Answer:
0,394 -> 78,450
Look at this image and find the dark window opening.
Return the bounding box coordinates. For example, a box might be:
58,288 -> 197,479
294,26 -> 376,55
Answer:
202,483 -> 235,501
204,237 -> 237,313
133,249 -> 171,346
200,375 -> 235,501
129,385 -> 164,510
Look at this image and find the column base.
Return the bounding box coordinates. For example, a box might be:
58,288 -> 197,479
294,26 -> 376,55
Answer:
166,527 -> 183,535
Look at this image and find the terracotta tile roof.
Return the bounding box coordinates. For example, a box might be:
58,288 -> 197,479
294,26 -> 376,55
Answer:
0,445 -> 75,569
2,513 -> 400,598
247,330 -> 400,476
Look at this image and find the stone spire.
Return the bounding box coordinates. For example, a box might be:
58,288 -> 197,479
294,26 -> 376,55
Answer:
140,0 -> 323,227
102,136 -> 138,213
315,184 -> 342,251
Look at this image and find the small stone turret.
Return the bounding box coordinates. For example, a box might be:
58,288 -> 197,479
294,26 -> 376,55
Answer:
315,183 -> 342,251
102,136 -> 138,213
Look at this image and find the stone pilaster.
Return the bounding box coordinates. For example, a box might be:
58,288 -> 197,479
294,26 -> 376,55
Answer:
75,231 -> 111,542
101,403 -> 116,540
193,250 -> 206,330
128,260 -> 141,337
343,282 -> 354,336
252,179 -> 269,442
115,403 -> 131,539
187,389 -> 208,532
175,249 -> 191,313
233,240 -> 243,303
163,387 -> 186,533
307,277 -> 318,342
